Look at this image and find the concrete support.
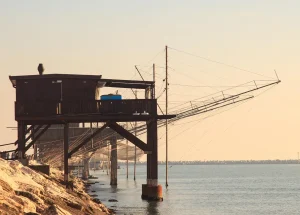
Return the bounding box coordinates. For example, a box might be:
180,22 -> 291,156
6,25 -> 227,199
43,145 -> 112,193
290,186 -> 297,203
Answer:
64,123 -> 69,183
82,157 -> 90,180
110,136 -> 117,185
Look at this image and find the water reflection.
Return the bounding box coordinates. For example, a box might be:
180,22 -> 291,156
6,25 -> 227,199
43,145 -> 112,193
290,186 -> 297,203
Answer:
146,201 -> 159,215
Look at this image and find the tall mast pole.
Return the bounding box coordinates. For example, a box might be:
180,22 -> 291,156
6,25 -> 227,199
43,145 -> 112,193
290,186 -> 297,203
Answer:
153,63 -> 156,98
165,45 -> 169,187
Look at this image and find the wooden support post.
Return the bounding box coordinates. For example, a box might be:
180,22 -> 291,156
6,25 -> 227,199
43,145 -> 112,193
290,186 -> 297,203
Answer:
17,121 -> 26,159
134,90 -> 137,181
134,120 -> 137,181
64,123 -> 69,183
142,119 -> 162,201
126,124 -> 129,179
82,157 -> 90,180
34,143 -> 38,160
142,97 -> 162,201
148,119 -> 158,186
107,142 -> 109,175
32,126 -> 37,160
110,136 -> 117,185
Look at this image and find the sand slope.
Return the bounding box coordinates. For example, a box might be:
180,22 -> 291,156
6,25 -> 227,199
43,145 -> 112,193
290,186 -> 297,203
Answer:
0,158 -> 111,215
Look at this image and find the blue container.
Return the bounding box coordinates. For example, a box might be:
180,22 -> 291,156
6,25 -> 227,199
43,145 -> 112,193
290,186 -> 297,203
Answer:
101,94 -> 122,101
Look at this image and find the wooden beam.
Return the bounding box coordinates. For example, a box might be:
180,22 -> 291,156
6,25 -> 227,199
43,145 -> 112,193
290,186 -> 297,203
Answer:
25,125 -> 34,135
24,125 -> 43,144
14,125 -> 35,145
108,122 -> 148,152
24,125 -> 51,152
17,121 -> 26,159
64,123 -> 69,183
68,123 -> 109,157
16,114 -> 176,124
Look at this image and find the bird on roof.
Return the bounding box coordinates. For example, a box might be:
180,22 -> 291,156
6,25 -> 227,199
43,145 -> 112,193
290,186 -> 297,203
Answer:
38,63 -> 44,75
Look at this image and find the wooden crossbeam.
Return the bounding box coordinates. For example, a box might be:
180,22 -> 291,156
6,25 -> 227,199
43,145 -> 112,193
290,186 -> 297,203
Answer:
68,123 -> 109,158
14,125 -> 35,145
24,125 -> 51,152
24,125 -> 43,144
108,122 -> 148,152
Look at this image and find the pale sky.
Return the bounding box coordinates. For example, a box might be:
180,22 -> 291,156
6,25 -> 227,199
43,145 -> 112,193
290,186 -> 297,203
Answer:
0,1 -> 299,161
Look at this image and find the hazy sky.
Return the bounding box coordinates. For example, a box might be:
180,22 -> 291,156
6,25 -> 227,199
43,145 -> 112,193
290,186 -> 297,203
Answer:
0,1 -> 299,161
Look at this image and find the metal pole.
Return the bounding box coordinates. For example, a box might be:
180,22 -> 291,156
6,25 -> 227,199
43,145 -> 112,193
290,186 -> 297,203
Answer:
135,65 -> 145,81
165,45 -> 169,187
153,63 -> 156,99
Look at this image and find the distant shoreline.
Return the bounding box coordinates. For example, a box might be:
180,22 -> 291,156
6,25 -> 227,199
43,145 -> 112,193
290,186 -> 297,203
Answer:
117,160 -> 300,165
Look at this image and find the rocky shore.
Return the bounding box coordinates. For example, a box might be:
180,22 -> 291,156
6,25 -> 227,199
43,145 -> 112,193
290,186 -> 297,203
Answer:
0,158 -> 113,215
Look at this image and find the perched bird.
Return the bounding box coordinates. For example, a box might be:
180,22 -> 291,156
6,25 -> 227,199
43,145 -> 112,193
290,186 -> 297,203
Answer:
38,63 -> 44,75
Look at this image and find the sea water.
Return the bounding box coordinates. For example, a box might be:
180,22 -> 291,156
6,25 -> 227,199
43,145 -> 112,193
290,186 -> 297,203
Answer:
88,164 -> 300,215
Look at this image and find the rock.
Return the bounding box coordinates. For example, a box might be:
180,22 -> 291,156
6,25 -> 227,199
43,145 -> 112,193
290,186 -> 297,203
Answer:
43,204 -> 72,215
86,182 -> 95,185
108,199 -> 118,202
17,195 -> 37,213
0,198 -> 22,215
43,196 -> 54,205
0,179 -> 14,193
0,159 -> 111,215
92,198 -> 102,204
65,200 -> 83,210
15,190 -> 44,205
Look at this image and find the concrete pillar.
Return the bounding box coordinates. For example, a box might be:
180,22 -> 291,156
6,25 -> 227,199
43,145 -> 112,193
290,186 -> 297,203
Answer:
110,136 -> 117,185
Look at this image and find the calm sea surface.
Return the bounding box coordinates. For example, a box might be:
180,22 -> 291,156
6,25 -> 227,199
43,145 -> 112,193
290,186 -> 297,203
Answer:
87,164 -> 300,215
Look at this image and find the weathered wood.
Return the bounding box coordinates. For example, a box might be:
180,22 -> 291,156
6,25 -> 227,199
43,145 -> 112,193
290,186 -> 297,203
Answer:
15,114 -> 176,124
24,125 -> 51,152
17,121 -> 25,159
82,157 -> 90,180
110,136 -> 117,185
108,122 -> 148,152
68,123 -> 109,157
64,123 -> 69,183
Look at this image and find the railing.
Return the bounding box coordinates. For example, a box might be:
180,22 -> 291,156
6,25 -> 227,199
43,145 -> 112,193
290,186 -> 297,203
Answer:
15,99 -> 156,118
